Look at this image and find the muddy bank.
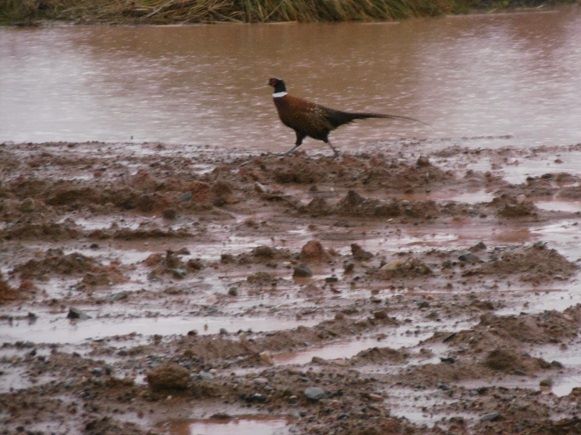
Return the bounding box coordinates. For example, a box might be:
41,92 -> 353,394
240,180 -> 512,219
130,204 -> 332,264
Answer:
1,141 -> 581,434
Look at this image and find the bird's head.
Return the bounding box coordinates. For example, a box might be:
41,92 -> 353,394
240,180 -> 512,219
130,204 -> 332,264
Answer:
268,77 -> 286,93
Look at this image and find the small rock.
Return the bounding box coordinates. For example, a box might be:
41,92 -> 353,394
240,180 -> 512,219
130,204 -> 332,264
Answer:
252,246 -> 275,258
179,192 -> 193,202
416,155 -> 430,167
67,307 -> 91,320
19,198 -> 36,213
246,392 -> 267,403
373,310 -> 389,320
300,240 -> 329,262
170,268 -> 187,279
198,371 -> 214,381
366,393 -> 384,402
304,386 -> 327,401
107,291 -> 129,302
343,262 -> 355,274
325,275 -> 338,283
351,243 -> 373,261
254,377 -> 269,385
91,367 -> 104,377
480,412 -> 502,422
146,363 -> 190,392
162,208 -> 177,220
458,252 -> 481,264
469,241 -> 487,252
293,264 -> 313,278
259,351 -> 273,365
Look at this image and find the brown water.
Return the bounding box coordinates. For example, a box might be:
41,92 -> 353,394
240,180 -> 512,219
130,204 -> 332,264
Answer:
0,7 -> 580,151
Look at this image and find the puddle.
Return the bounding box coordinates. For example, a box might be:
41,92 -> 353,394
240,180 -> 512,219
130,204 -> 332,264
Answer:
388,387 -> 475,427
531,341 -> 581,396
536,200 -> 581,213
271,322 -> 448,366
531,220 -> 581,260
397,189 -> 494,204
495,282 -> 581,315
0,315 -> 318,344
500,152 -> 581,185
166,415 -> 290,435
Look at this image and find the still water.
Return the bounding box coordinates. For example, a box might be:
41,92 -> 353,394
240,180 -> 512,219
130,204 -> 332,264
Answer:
1,7 -> 580,152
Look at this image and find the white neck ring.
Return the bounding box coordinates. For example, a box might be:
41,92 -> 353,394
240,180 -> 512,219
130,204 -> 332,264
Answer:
272,91 -> 288,98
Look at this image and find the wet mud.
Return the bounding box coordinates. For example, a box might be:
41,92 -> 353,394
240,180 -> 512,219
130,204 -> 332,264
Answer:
1,141 -> 581,434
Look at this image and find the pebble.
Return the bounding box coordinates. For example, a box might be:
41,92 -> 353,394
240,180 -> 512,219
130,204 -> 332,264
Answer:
254,377 -> 269,385
480,412 -> 502,422
198,371 -> 214,381
67,307 -> 91,320
304,386 -> 327,401
293,264 -> 313,278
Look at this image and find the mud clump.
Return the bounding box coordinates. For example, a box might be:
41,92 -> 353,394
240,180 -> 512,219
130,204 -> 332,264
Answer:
146,363 -> 191,392
351,346 -> 408,365
471,244 -> 576,282
351,243 -> 373,261
145,250 -> 203,279
490,194 -> 537,218
300,240 -> 330,262
483,348 -> 552,374
89,225 -> 191,240
0,272 -> 23,304
14,248 -> 107,279
376,257 -> 433,280
335,190 -> 440,220
0,222 -> 80,241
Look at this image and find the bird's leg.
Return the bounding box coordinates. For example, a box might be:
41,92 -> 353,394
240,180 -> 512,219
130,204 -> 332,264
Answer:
325,139 -> 340,158
283,144 -> 301,155
279,131 -> 305,156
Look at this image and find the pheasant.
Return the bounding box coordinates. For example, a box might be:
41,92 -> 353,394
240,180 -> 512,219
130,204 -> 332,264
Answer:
268,77 -> 425,156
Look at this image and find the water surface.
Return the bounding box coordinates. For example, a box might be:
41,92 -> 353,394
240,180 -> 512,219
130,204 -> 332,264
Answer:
1,7 -> 580,151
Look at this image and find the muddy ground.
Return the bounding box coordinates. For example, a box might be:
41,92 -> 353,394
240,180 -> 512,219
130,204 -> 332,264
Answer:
0,139 -> 580,434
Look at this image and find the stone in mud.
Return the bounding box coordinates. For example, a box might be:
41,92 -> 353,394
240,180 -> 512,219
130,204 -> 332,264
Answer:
19,197 -> 36,212
300,240 -> 330,262
146,363 -> 190,392
161,208 -> 177,220
480,412 -> 502,422
304,386 -> 327,401
373,310 -> 389,320
490,194 -> 537,218
351,243 -> 373,261
247,271 -> 276,285
416,155 -> 431,167
252,245 -> 275,258
376,258 -> 432,279
293,264 -> 313,278
211,180 -> 235,206
483,348 -> 550,373
0,273 -> 20,303
67,307 -> 91,320
259,351 -> 273,365
458,252 -> 481,264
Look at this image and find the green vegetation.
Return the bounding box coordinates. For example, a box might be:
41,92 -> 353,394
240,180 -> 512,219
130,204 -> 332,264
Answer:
0,0 -> 576,25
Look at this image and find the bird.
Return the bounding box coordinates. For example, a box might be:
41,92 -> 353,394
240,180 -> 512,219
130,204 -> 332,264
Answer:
268,77 -> 425,157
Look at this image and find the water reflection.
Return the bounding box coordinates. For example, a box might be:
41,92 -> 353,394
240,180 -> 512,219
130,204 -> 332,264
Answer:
0,7 -> 580,150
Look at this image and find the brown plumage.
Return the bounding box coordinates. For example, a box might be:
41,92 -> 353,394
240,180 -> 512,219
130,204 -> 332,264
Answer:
268,77 -> 425,156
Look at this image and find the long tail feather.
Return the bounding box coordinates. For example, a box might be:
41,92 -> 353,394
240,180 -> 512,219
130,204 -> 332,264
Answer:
349,112 -> 429,126
326,108 -> 428,128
